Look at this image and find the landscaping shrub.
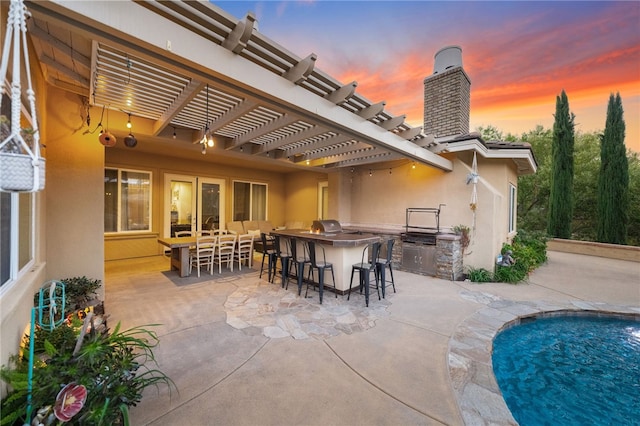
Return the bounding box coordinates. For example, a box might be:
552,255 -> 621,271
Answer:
467,267 -> 493,283
468,232 -> 548,284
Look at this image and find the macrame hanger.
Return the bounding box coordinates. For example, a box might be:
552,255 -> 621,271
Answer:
0,0 -> 44,192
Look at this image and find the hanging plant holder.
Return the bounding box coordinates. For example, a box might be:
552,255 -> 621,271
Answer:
0,0 -> 45,192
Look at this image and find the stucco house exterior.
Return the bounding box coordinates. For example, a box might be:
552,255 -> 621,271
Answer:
0,0 -> 536,385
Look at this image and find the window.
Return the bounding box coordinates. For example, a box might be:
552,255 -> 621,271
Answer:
1,191 -> 35,288
1,94 -> 36,288
104,168 -> 152,232
508,183 -> 516,233
233,181 -> 267,221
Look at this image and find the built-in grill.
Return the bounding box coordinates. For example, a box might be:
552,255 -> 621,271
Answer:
400,205 -> 445,276
401,205 -> 445,245
311,219 -> 343,234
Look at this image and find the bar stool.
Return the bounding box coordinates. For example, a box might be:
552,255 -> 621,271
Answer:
376,238 -> 396,297
289,237 -> 311,295
272,234 -> 292,288
259,233 -> 277,282
305,241 -> 336,304
349,242 -> 381,307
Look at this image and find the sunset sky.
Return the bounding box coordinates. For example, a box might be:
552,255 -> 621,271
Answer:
217,1 -> 640,153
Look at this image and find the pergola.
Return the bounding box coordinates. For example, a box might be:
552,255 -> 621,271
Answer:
24,0 -> 453,172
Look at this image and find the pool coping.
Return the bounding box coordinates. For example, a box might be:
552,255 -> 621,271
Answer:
447,295 -> 640,425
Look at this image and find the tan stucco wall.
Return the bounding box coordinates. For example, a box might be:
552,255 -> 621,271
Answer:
45,86 -> 105,284
105,149 -> 327,259
283,170 -> 328,226
335,153 -> 519,271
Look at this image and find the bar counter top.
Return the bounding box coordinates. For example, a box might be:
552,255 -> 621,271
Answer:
270,229 -> 379,247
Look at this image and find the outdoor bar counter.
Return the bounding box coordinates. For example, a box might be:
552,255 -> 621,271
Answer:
270,229 -> 380,294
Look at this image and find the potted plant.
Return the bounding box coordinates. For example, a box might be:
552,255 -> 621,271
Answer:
452,224 -> 471,256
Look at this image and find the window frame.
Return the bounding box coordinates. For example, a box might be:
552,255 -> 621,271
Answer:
104,167 -> 153,234
232,180 -> 268,221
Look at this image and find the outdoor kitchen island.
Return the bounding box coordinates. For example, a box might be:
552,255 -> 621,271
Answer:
269,228 -> 380,295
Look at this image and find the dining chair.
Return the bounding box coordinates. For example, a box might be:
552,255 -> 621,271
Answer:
215,234 -> 236,273
188,236 -> 216,277
197,230 -> 213,236
175,231 -> 193,237
272,235 -> 292,288
376,238 -> 396,297
306,241 -> 336,304
349,241 -> 381,307
259,233 -> 277,282
289,237 -> 311,295
234,234 -> 254,271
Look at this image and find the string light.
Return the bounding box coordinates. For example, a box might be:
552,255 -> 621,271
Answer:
369,169 -> 372,177
172,127 -> 177,139
412,162 -> 416,169
389,168 -> 392,175
126,112 -> 132,129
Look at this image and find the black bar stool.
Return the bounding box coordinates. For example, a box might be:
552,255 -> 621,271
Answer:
305,241 -> 336,304
259,232 -> 277,282
376,238 -> 396,297
272,234 -> 292,288
349,241 -> 381,307
289,237 -> 311,295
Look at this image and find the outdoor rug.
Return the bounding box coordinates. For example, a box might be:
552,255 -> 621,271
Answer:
162,265 -> 259,287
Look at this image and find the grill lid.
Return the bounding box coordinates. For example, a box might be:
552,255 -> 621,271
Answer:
311,219 -> 343,233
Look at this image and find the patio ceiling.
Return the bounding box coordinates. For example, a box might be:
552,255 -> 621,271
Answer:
23,0 -> 452,173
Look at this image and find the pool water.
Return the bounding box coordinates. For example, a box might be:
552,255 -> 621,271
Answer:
492,315 -> 640,425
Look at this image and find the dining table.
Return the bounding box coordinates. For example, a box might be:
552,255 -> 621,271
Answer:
157,236 -> 197,277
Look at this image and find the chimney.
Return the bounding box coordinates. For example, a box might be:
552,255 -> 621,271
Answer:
423,46 -> 471,138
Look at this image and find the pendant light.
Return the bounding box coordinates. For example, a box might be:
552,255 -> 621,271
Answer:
201,84 -> 214,153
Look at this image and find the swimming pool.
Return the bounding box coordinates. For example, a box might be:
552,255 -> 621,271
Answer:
492,314 -> 640,425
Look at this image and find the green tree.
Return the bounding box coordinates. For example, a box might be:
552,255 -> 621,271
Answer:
627,151 -> 640,245
547,90 -> 575,238
597,93 -> 629,244
488,123 -> 638,247
476,124 -> 517,142
572,132 -> 600,240
517,125 -> 553,232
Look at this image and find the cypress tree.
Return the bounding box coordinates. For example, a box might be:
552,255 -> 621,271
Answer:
597,93 -> 628,244
547,90 -> 575,238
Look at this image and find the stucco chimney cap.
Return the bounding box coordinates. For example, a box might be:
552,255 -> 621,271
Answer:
433,45 -> 463,74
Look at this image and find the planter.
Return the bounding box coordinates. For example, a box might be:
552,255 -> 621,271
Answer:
0,152 -> 45,192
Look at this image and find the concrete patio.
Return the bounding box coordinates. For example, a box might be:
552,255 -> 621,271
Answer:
104,251 -> 639,425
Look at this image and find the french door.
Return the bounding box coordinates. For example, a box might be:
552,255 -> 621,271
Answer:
164,174 -> 225,237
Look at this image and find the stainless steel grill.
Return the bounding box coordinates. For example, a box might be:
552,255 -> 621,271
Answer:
401,205 -> 445,245
400,206 -> 445,276
311,220 -> 343,234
